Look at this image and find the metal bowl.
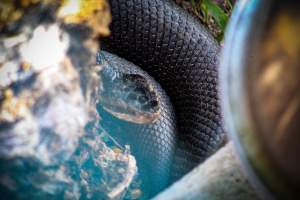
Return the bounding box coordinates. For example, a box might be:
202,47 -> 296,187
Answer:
220,0 -> 300,199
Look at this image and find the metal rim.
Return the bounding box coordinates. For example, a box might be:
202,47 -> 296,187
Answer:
220,0 -> 276,199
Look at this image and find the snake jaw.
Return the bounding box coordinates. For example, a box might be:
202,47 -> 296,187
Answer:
101,106 -> 161,124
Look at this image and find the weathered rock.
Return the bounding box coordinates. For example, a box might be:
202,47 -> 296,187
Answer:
0,1 -> 136,199
154,142 -> 261,200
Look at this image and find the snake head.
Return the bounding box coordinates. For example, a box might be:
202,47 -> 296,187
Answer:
96,52 -> 160,124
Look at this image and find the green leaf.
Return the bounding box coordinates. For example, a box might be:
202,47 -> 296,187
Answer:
191,0 -> 197,13
202,0 -> 229,31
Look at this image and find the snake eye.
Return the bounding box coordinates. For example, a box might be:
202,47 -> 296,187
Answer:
97,52 -> 161,124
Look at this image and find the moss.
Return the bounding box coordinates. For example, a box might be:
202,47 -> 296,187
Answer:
58,0 -> 111,36
176,0 -> 233,42
1,0 -> 111,37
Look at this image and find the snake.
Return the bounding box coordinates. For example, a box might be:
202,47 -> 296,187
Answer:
98,0 -> 226,197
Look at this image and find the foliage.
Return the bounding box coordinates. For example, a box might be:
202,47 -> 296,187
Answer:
190,0 -> 232,42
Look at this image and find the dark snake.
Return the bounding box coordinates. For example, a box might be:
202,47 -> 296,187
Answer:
98,0 -> 226,197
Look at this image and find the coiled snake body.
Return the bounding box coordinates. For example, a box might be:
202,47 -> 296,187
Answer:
99,0 -> 225,196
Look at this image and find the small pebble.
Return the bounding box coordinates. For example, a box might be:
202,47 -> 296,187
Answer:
113,147 -> 122,154
130,189 -> 142,199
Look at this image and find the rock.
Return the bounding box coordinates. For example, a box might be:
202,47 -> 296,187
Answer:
153,142 -> 260,200
0,1 -> 136,199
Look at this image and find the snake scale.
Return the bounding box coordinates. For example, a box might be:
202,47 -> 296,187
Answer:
98,0 -> 226,196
